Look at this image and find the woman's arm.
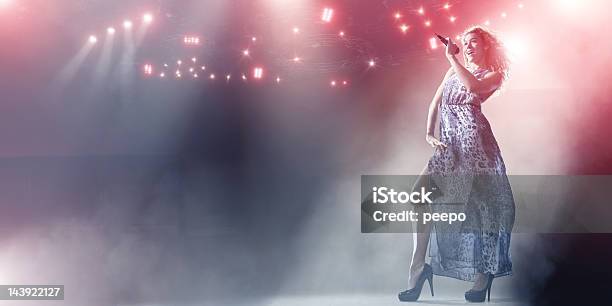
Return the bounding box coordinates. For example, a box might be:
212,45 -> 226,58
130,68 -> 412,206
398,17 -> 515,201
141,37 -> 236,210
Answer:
445,38 -> 502,94
425,68 -> 454,149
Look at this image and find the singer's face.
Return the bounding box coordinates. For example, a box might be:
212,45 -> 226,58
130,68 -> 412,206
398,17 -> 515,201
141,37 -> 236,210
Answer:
462,33 -> 485,64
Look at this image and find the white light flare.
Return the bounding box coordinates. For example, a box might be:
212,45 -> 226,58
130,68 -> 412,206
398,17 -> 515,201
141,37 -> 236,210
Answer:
143,64 -> 153,75
88,35 -> 98,44
143,13 -> 153,24
123,20 -> 133,29
107,27 -> 116,35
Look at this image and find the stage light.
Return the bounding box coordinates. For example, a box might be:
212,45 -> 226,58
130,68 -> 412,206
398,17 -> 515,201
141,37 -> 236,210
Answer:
450,16 -> 456,23
293,27 -> 300,34
330,80 -> 337,87
107,27 -> 116,35
504,35 -> 528,60
444,3 -> 451,10
226,74 -> 231,81
201,66 -> 206,70
342,80 -> 348,86
143,13 -> 153,24
252,36 -> 257,42
177,60 -> 182,65
194,73 -> 199,78
143,64 -> 153,75
293,56 -> 301,62
163,63 -> 168,67
400,24 -> 409,33
242,74 -> 247,80
424,20 -> 431,27
184,36 -> 201,46
276,77 -> 281,83
88,35 -> 98,44
484,20 -> 491,26
501,12 -> 507,18
192,57 -> 197,63
418,7 -> 424,15
0,0 -> 13,8
243,49 -> 250,56
322,7 -> 334,23
394,12 -> 402,19
160,72 -> 165,78
368,59 -> 375,67
429,37 -> 438,49
123,20 -> 133,29
189,67 -> 194,73
339,31 -> 345,37
253,67 -> 263,79
518,3 -> 524,9
210,73 -> 216,79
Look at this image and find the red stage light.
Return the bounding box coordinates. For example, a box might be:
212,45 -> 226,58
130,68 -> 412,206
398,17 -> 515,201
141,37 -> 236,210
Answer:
418,7 -> 425,15
322,8 -> 334,23
339,31 -> 345,37
400,24 -> 409,33
368,59 -> 376,67
444,3 -> 451,10
330,80 -> 337,87
424,20 -> 431,27
429,37 -> 438,49
253,67 -> 263,79
88,35 -> 98,44
394,12 -> 402,19
450,16 -> 457,23
293,27 -> 300,34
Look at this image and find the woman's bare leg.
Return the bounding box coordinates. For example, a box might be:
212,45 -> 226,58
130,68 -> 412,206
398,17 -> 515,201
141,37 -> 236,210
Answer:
408,166 -> 434,288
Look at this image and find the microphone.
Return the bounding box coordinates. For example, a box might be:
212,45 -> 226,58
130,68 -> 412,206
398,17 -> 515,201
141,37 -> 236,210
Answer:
435,33 -> 460,55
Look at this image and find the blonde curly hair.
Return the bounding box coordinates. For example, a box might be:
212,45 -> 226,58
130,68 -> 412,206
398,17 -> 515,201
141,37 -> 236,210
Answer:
461,26 -> 510,82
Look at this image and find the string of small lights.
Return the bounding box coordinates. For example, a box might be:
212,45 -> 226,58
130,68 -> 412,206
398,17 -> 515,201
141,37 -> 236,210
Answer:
82,2 -> 526,88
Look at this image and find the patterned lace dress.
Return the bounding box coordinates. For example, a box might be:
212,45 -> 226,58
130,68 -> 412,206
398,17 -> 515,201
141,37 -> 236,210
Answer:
425,67 -> 515,281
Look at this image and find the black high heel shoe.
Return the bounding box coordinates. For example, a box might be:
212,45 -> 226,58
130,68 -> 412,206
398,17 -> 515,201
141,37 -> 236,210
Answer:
465,273 -> 494,302
398,263 -> 434,302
